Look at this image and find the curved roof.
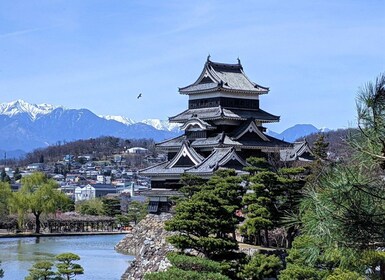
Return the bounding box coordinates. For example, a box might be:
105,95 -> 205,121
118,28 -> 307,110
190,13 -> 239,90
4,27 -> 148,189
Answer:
169,106 -> 280,123
179,58 -> 269,95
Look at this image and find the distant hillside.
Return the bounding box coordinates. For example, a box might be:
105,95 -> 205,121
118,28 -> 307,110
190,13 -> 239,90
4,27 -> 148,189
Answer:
267,124 -> 322,142
17,136 -> 154,166
0,100 -> 180,153
300,128 -> 357,161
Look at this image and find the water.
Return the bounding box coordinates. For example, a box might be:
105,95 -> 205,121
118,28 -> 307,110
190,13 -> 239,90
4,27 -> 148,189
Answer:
0,234 -> 134,280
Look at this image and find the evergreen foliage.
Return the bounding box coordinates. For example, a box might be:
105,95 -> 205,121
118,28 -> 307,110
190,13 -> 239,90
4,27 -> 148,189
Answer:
117,200 -> 148,226
101,197 -> 121,217
55,253 -> 84,280
312,134 -> 329,160
144,253 -> 230,280
0,182 -> 12,218
239,252 -> 282,280
281,74 -> 385,279
144,267 -> 229,280
25,261 -> 56,280
25,253 -> 83,280
165,170 -> 243,259
241,157 -> 305,247
75,198 -> 105,216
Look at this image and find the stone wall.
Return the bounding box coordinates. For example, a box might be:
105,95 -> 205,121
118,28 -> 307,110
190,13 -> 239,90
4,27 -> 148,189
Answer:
115,213 -> 174,280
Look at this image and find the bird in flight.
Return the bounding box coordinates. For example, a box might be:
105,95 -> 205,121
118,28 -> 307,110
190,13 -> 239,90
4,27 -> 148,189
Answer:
137,93 -> 142,99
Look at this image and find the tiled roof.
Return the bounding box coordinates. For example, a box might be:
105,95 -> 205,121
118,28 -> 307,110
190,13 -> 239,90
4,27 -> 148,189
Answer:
187,147 -> 247,174
179,59 -> 269,95
169,106 -> 279,123
231,119 -> 269,141
139,161 -> 187,176
280,141 -> 315,161
156,132 -> 290,150
156,135 -> 186,148
166,142 -> 204,168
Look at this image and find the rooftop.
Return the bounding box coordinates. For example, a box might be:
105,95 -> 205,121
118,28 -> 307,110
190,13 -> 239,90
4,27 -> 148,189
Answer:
179,57 -> 269,95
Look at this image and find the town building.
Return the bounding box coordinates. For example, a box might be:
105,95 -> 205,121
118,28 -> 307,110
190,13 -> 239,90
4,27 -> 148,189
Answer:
141,57 -> 312,191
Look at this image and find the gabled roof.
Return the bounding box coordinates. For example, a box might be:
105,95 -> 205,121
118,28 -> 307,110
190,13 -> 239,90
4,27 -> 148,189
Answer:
187,147 -> 248,175
166,141 -> 204,168
232,119 -> 269,141
169,106 -> 280,123
156,131 -> 291,151
180,117 -> 216,131
179,57 -> 269,95
156,134 -> 186,149
280,141 -> 315,162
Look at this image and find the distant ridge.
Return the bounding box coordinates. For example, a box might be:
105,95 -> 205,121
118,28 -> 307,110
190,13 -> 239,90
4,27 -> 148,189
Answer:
0,100 -> 331,156
267,124 -> 330,142
0,100 -> 181,154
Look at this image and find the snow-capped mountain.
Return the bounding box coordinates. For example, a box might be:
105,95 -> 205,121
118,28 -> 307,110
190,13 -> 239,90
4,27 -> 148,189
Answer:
140,119 -> 181,132
0,99 -> 60,120
99,116 -> 181,132
100,115 -> 136,126
0,100 -> 331,156
0,100 -> 180,154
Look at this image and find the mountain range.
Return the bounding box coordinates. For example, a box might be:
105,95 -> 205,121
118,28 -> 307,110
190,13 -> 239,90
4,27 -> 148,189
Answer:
0,100 -> 329,157
266,124 -> 331,143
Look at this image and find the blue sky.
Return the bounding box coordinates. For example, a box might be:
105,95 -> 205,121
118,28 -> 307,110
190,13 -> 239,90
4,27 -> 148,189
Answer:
0,1 -> 384,132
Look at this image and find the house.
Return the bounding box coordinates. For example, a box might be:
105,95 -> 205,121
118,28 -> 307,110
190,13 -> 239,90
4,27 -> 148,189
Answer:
127,147 -> 148,154
26,163 -> 45,171
74,184 -> 117,202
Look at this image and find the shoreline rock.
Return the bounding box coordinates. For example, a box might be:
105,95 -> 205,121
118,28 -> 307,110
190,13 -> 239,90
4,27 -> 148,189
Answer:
115,213 -> 174,280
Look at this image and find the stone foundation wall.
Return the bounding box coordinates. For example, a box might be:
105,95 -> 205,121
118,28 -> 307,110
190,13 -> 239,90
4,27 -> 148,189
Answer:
115,213 -> 174,280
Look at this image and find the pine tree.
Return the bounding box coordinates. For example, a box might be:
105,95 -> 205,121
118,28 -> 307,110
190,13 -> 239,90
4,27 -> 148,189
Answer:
312,134 -> 329,160
165,169 -> 243,259
55,253 -> 84,280
25,261 -> 56,280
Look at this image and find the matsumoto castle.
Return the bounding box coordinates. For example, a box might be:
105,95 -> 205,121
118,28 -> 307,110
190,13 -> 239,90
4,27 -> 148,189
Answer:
140,57 -> 312,189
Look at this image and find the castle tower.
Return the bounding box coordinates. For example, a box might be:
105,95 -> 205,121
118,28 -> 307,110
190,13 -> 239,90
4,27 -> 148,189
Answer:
141,57 -> 293,189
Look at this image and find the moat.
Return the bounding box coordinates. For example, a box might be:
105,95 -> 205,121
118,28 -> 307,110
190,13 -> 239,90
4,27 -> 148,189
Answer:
0,234 -> 134,280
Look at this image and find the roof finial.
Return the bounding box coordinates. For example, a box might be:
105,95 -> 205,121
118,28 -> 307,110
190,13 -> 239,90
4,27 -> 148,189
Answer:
237,57 -> 241,65
207,54 -> 211,62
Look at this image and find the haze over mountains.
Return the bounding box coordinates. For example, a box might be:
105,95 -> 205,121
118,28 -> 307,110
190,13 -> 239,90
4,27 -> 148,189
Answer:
0,100 -> 330,157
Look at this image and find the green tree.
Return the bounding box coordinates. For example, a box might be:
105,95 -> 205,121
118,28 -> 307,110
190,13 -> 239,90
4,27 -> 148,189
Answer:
75,198 -> 105,216
0,182 -> 12,218
101,197 -> 121,217
353,73 -> 385,168
239,252 -> 282,280
145,253 -> 230,280
179,174 -> 206,199
25,261 -> 56,280
55,253 -> 84,280
165,170 -> 243,259
0,169 -> 10,183
312,134 -> 329,160
11,173 -> 71,233
14,167 -> 22,181
126,200 -> 148,225
241,158 -> 306,247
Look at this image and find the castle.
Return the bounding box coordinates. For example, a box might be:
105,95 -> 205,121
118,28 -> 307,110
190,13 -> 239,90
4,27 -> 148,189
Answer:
140,57 -> 312,191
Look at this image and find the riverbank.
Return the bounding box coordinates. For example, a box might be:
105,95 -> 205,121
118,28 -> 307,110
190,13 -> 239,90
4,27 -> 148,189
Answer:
0,230 -> 130,239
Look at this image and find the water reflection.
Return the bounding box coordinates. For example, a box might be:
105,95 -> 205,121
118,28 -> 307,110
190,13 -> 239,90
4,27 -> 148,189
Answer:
0,235 -> 133,280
